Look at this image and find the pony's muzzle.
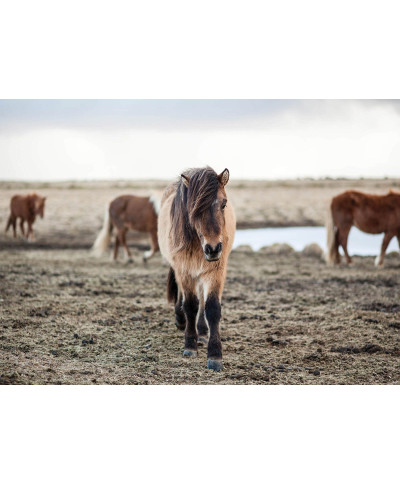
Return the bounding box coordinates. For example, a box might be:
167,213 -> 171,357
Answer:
204,242 -> 222,261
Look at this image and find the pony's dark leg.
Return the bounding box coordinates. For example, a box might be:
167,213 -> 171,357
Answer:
27,220 -> 34,241
333,228 -> 341,264
175,289 -> 185,330
113,234 -> 120,260
182,291 -> 199,357
375,232 -> 394,267
12,217 -> 17,238
205,292 -> 223,371
20,220 -> 26,238
7,215 -> 17,238
197,292 -> 208,345
120,228 -> 132,262
338,224 -> 352,264
5,214 -> 14,235
167,269 -> 185,330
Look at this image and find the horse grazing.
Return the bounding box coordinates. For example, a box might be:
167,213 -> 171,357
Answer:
326,189 -> 400,267
158,167 -> 236,371
92,194 -> 160,262
6,193 -> 46,241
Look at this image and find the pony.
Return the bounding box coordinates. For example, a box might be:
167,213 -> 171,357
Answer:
158,166 -> 236,371
92,194 -> 160,262
326,189 -> 400,267
5,193 -> 46,241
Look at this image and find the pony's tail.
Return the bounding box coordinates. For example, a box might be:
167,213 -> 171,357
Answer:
326,202 -> 338,265
91,205 -> 112,257
149,193 -> 161,215
167,267 -> 178,304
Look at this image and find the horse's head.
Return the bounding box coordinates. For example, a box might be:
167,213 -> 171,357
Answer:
34,196 -> 46,218
183,168 -> 230,262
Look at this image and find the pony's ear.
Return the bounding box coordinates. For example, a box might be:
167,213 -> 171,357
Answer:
218,168 -> 230,187
181,174 -> 190,188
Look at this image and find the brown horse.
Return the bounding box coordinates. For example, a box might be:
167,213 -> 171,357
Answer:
327,189 -> 400,267
92,194 -> 160,262
158,167 -> 236,371
5,193 -> 46,241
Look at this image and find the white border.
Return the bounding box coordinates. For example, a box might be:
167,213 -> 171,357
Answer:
1,0 -> 400,99
1,386 -> 399,484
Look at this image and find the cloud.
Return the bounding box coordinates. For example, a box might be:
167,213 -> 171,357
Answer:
0,100 -> 400,180
1,99 -> 400,135
0,99 -> 300,132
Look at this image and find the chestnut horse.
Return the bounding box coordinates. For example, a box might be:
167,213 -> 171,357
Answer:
92,194 -> 160,262
158,167 -> 236,371
327,189 -> 400,267
5,193 -> 46,241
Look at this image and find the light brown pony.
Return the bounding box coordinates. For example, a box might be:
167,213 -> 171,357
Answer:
158,167 -> 236,371
5,193 -> 46,241
92,194 -> 160,262
327,189 -> 400,267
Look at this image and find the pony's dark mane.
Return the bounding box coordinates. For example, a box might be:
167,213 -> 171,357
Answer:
170,167 -> 220,250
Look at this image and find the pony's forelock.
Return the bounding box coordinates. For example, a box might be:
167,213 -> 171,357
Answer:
187,168 -> 219,223
170,167 -> 220,251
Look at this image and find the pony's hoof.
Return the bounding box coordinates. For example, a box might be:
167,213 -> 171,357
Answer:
126,258 -> 134,264
207,359 -> 223,372
142,257 -> 148,264
198,336 -> 208,346
183,349 -> 197,358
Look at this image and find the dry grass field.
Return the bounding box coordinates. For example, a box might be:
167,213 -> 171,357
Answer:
1,179 -> 399,384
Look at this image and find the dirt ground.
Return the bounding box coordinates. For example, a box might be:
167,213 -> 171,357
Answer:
1,179 -> 399,385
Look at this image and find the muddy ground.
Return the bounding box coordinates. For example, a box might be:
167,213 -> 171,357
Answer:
1,179 -> 399,384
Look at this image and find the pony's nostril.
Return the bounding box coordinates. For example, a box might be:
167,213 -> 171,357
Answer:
205,243 -> 222,256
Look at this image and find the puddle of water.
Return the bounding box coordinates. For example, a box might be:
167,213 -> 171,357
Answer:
233,226 -> 399,256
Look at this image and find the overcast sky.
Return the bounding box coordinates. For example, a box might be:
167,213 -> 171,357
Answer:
0,100 -> 399,180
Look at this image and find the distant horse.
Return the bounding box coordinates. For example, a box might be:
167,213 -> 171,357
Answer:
5,193 -> 46,241
92,194 -> 160,262
327,189 -> 400,267
158,167 -> 236,371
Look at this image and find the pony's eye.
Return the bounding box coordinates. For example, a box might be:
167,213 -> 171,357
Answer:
221,202 -> 227,210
